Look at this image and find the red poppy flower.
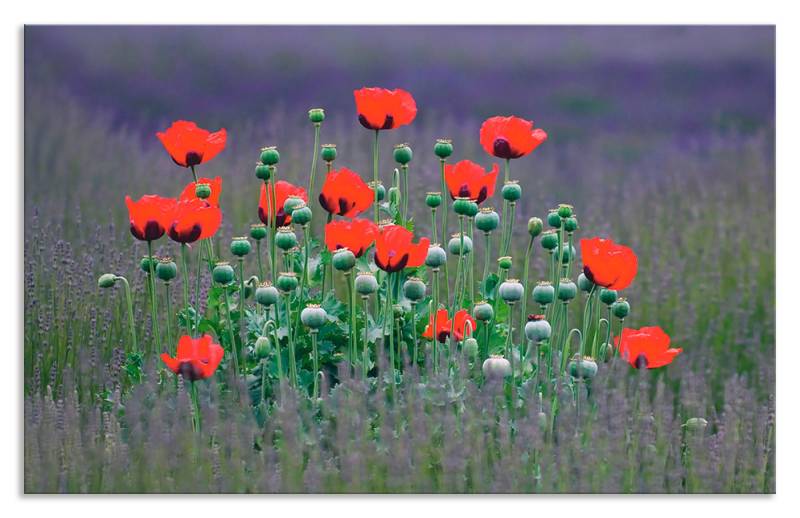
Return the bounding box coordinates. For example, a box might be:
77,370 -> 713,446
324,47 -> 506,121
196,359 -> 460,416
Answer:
374,224 -> 429,273
258,180 -> 308,227
353,87 -> 417,130
168,198 -> 222,244
479,116 -> 548,160
614,326 -> 682,369
179,176 -> 223,206
157,120 -> 227,168
125,195 -> 177,242
580,237 -> 638,290
325,219 -> 378,257
444,160 -> 499,203
318,167 -> 374,217
161,335 -> 224,381
423,309 -> 476,343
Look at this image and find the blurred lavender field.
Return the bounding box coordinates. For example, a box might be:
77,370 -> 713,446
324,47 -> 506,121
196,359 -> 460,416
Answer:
23,26 -> 775,492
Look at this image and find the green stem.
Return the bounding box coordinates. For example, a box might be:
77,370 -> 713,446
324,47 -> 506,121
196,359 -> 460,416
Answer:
308,123 -> 321,201
431,207 -> 438,245
383,273 -> 395,375
284,294 -> 298,388
222,287 -> 240,375
452,215 -> 465,310
432,269 -> 440,373
256,240 -> 265,282
164,283 -> 173,348
373,130 -> 380,225
180,243 -> 191,335
190,381 -> 201,433
146,241 -> 161,354
116,276 -> 137,353
467,217 -> 475,306
506,302 -> 516,385
362,296 -> 370,379
520,235 -> 534,328
238,259 -> 246,358
269,177 -> 278,280
311,330 -> 319,399
194,242 -> 203,335
293,225 -> 311,337
439,160 -> 451,305
345,271 -> 356,370
411,302 -> 418,365
401,164 -> 409,224
482,232 -> 492,297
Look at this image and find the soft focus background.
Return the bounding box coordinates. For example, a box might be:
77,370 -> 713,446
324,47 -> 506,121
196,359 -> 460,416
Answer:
23,26 -> 775,491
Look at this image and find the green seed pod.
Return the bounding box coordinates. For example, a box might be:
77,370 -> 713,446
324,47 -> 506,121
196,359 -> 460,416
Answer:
599,288 -> 618,306
259,146 -> 280,166
308,108 -> 325,124
453,197 -> 473,216
332,248 -> 356,271
250,223 -> 268,241
276,272 -> 299,293
557,279 -> 578,301
475,208 -> 500,233
425,191 -> 442,208
369,181 -> 386,201
557,203 -> 573,218
212,262 -> 236,285
501,181 -> 522,201
434,138 -> 453,159
559,244 -> 576,264
255,282 -> 279,306
230,236 -> 251,257
499,279 -> 524,302
301,304 -> 328,329
568,355 -> 598,379
464,201 -> 479,218
283,195 -> 306,216
532,281 -> 555,305
524,315 -> 551,342
291,205 -> 313,226
540,230 -> 558,250
140,256 -> 154,273
320,144 -> 337,163
195,183 -> 212,199
425,245 -> 447,268
255,164 -> 272,181
547,210 -> 562,228
473,301 -> 494,322
98,273 -> 117,289
577,272 -> 594,292
612,298 -> 630,319
156,257 -> 178,282
462,337 -> 479,358
393,143 -> 413,165
255,336 -> 271,359
564,216 -> 578,233
355,272 -> 379,296
527,217 -> 543,238
482,355 -> 512,380
275,227 -> 298,251
388,186 -> 401,206
497,255 -> 512,271
448,233 -> 473,256
403,277 -> 426,302
684,417 -> 709,433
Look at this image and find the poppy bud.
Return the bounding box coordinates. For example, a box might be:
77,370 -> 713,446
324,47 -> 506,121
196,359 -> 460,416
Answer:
156,257 -> 178,282
684,417 -> 708,433
283,195 -> 306,216
612,298 -> 630,319
540,230 -> 558,250
599,288 -> 618,306
598,342 -> 612,362
482,355 -> 511,380
434,138 -> 453,159
425,244 -> 447,268
532,281 -> 555,305
497,256 -> 512,270
250,223 -> 268,241
388,186 -> 401,206
462,337 -> 479,358
308,108 -> 325,124
301,304 -> 327,329
403,277 -> 426,302
499,279 -> 524,302
140,256 -> 154,273
527,217 -> 543,237
230,236 -> 251,257
564,216 -> 578,233
425,192 -> 442,208
275,227 -> 298,251
98,273 -> 117,289
475,208 -> 500,233
501,181 -> 522,202
577,272 -> 593,292
255,282 -> 279,306
559,244 -> 576,264
448,233 -> 473,255
213,262 -> 236,285
465,201 -> 479,217
276,272 -> 298,293
260,146 -> 280,166
557,204 -> 573,218
369,181 -> 386,201
332,248 -> 356,271
524,315 -> 551,342
473,301 -> 494,322
255,336 -> 271,359
557,279 -> 577,301
568,355 -> 598,379
255,164 -> 272,181
355,272 -> 379,296
547,210 -> 562,228
453,197 -> 473,216
292,205 -> 313,226
393,143 -> 413,165
195,183 -> 212,199
320,144 -> 337,163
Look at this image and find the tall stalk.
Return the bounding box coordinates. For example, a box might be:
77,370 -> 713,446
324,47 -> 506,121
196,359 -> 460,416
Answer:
180,243 -> 191,335
372,130 -> 380,225
146,241 -> 161,354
